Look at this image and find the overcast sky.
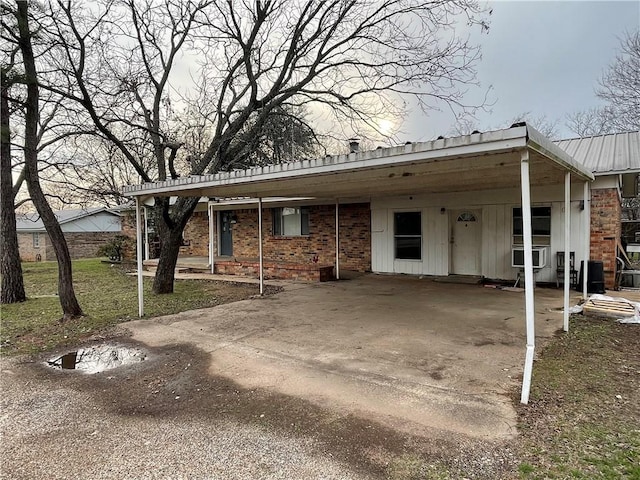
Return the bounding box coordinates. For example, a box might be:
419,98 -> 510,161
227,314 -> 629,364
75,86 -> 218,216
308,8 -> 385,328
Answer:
400,0 -> 640,142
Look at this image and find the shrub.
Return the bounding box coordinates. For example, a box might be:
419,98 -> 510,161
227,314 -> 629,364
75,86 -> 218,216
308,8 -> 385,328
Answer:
97,235 -> 132,262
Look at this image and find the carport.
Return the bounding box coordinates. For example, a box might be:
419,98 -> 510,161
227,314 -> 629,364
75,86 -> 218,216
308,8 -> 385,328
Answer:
122,123 -> 595,404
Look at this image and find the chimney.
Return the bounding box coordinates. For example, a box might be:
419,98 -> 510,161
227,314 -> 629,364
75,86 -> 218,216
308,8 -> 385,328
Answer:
348,138 -> 360,153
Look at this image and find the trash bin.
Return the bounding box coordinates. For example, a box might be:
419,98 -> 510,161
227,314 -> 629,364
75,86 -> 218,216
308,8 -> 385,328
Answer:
578,260 -> 606,294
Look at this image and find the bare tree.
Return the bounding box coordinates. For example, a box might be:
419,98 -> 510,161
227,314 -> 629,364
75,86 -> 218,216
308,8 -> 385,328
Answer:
565,107 -> 616,137
1,51 -> 26,304
597,30 -> 640,132
41,0 -> 488,293
567,30 -> 640,136
15,0 -> 82,320
449,111 -> 559,139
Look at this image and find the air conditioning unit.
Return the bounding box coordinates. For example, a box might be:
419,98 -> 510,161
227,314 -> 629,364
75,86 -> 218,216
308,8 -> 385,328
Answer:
512,247 -> 547,269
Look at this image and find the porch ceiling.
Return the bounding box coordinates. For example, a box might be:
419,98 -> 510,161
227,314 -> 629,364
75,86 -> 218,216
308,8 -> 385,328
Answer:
122,124 -> 594,201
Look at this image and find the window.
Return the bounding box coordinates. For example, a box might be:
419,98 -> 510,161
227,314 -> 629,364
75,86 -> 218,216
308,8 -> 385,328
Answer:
32,232 -> 40,248
394,212 -> 421,260
457,212 -> 477,223
273,207 -> 310,236
513,206 -> 551,245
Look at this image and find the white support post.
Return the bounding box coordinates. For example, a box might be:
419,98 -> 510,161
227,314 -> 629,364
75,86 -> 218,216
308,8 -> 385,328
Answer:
520,150 -> 535,405
258,197 -> 264,295
143,206 -> 150,261
208,203 -> 215,275
563,172 -> 571,332
135,197 -> 144,318
583,181 -> 590,300
335,199 -> 340,280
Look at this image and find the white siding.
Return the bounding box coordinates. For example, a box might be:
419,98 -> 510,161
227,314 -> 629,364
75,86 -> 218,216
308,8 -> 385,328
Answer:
371,185 -> 590,282
371,208 -> 391,273
423,207 -> 448,275
481,205 -> 513,279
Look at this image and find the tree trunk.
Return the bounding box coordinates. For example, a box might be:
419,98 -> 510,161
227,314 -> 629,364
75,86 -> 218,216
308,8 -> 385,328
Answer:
17,1 -> 82,320
152,196 -> 200,294
0,67 -> 26,304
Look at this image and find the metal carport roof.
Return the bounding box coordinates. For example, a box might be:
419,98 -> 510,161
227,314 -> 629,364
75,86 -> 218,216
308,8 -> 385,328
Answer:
122,124 -> 593,201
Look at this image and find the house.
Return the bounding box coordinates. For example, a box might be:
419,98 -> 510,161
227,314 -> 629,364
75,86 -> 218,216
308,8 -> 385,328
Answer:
16,207 -> 122,261
122,124 -> 639,405
125,128 -> 639,289
555,131 -> 640,286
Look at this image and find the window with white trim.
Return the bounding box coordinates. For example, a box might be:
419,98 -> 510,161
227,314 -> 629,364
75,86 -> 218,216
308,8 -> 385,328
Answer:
272,207 -> 310,236
32,232 -> 40,248
394,212 -> 421,260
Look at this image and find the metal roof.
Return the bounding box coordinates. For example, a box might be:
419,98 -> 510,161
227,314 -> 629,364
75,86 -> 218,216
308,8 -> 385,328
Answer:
555,131 -> 640,175
122,124 -> 594,200
16,207 -> 118,232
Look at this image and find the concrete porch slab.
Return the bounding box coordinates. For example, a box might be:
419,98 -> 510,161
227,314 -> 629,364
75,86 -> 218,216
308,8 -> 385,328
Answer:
125,274 -> 567,440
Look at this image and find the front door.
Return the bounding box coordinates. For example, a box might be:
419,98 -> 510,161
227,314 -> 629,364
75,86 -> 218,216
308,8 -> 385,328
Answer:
451,210 -> 481,275
220,211 -> 233,256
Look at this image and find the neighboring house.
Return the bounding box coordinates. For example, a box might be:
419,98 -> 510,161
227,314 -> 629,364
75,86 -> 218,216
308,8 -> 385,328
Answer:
122,127 -> 639,288
16,207 -> 122,261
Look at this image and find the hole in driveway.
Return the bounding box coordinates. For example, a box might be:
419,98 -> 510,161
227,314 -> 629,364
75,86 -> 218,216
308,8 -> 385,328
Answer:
47,344 -> 147,374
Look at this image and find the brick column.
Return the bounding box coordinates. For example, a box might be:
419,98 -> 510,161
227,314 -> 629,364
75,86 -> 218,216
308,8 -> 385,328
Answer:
590,188 -> 621,288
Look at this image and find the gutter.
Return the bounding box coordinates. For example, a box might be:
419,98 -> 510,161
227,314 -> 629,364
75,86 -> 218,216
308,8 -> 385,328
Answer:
525,125 -> 595,181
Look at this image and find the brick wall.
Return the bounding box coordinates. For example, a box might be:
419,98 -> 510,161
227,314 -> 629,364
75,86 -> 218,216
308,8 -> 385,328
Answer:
120,209 -> 210,260
65,232 -> 120,259
180,211 -> 209,256
590,188 -> 621,288
18,232 -> 117,261
120,211 -> 137,260
229,203 -> 371,271
119,203 -> 372,273
18,232 -> 51,261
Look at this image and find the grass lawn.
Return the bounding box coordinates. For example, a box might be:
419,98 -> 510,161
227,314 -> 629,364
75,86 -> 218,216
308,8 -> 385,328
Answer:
1,258 -> 273,355
515,315 -> 640,479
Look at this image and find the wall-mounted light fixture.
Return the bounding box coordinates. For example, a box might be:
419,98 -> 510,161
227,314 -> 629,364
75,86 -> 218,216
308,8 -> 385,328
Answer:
579,200 -> 585,211
440,207 -> 446,215
230,214 -> 238,224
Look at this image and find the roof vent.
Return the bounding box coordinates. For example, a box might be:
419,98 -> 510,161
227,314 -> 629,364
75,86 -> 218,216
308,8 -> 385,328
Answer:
437,135 -> 445,140
510,121 -> 526,128
471,130 -> 481,134
348,138 -> 360,153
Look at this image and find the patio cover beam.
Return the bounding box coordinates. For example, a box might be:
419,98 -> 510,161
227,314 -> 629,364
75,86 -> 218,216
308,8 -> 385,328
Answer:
143,207 -> 150,261
583,182 -> 590,299
208,202 -> 215,274
520,150 -> 535,405
335,199 -> 340,280
135,197 -> 144,318
258,197 -> 264,295
563,173 -> 571,332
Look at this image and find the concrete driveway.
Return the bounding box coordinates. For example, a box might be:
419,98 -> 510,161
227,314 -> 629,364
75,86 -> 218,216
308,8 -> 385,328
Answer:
128,274 -> 569,440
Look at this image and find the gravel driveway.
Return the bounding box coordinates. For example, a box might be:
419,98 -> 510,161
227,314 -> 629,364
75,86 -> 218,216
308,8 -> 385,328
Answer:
1,341 -> 374,480
1,333 -> 519,479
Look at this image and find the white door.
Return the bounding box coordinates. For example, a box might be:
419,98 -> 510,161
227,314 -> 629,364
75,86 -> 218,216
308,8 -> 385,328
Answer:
451,210 -> 482,275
